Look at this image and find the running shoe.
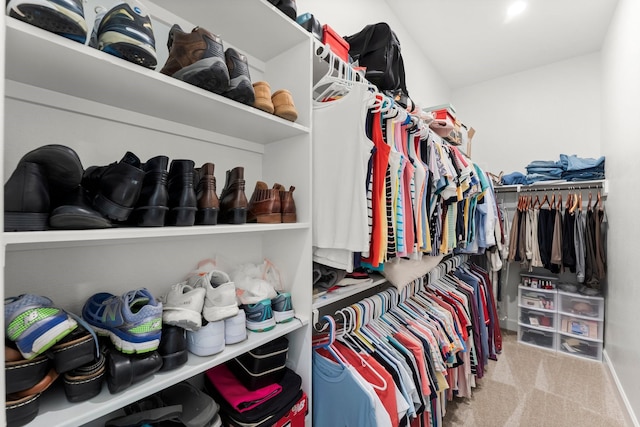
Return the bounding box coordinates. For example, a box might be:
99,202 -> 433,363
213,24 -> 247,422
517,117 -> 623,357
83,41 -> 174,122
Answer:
6,0 -> 88,43
242,299 -> 275,332
189,269 -> 239,322
5,294 -> 78,360
271,292 -> 294,323
161,281 -> 206,331
82,288 -> 162,354
88,1 -> 157,69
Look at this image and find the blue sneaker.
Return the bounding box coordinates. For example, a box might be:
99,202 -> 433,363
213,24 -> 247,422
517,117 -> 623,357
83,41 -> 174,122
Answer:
5,294 -> 78,360
82,288 -> 162,354
88,1 -> 157,69
242,299 -> 276,332
271,292 -> 294,323
6,0 -> 88,43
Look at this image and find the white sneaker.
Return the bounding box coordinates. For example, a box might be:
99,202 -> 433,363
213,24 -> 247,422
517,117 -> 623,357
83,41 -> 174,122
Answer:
190,269 -> 239,322
186,319 -> 225,356
161,282 -> 206,331
224,310 -> 247,344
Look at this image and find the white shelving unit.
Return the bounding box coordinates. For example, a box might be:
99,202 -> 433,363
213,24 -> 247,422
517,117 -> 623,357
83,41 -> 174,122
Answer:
2,1 -> 314,425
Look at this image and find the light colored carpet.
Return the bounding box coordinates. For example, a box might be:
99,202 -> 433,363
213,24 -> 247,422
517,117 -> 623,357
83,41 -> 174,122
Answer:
442,330 -> 631,427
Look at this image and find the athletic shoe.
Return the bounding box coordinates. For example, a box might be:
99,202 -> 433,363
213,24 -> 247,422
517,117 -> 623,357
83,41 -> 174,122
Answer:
242,299 -> 275,332
5,294 -> 78,360
88,1 -> 157,69
189,269 -> 239,322
186,319 -> 225,357
161,281 -> 206,331
82,288 -> 162,354
271,292 -> 294,323
224,309 -> 247,344
6,0 -> 88,43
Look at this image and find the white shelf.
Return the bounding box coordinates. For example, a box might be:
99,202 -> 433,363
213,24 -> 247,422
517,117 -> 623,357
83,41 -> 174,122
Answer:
517,304 -> 556,314
518,285 -> 557,294
32,319 -> 305,427
4,222 -> 310,250
312,275 -> 387,309
557,330 -> 603,343
5,18 -> 309,145
517,321 -> 556,333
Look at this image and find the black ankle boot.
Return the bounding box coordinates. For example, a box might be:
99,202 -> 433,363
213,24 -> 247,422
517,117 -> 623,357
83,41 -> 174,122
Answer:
4,162 -> 50,231
82,152 -> 145,222
131,155 -> 169,227
49,185 -> 112,230
166,159 -> 197,226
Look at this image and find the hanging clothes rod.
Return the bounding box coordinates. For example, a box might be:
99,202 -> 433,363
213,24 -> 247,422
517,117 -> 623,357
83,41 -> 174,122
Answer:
493,179 -> 608,195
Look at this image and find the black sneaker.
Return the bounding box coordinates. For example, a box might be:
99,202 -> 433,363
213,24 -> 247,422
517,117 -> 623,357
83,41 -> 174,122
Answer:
7,0 -> 88,43
88,1 -> 157,69
223,48 -> 255,106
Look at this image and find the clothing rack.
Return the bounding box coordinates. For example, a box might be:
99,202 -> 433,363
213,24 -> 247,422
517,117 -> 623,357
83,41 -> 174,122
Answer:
493,179 -> 608,195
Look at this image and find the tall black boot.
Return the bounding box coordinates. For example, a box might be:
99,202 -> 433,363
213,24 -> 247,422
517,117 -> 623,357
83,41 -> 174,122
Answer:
131,155 -> 169,227
166,159 -> 197,226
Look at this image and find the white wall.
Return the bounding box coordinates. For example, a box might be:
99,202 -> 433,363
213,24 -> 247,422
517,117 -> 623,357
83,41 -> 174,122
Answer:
450,53 -> 602,175
296,0 -> 451,107
601,0 -> 640,423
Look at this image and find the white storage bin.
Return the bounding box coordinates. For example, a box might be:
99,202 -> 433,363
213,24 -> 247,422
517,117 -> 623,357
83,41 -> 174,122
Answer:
558,291 -> 604,320
520,307 -> 556,330
519,286 -> 556,311
558,333 -> 603,361
559,314 -> 603,341
518,325 -> 556,351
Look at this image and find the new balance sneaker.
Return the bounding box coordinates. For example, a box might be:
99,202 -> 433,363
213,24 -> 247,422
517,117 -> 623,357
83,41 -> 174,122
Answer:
186,319 -> 225,357
224,309 -> 246,344
222,47 -> 255,105
189,269 -> 239,322
88,1 -> 157,69
161,282 -> 206,331
82,288 -> 162,354
6,0 -> 88,43
271,292 -> 294,323
5,294 -> 78,360
242,299 -> 275,332
160,24 -> 230,95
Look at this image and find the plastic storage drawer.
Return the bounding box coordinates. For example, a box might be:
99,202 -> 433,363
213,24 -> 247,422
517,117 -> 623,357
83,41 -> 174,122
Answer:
520,307 -> 556,330
518,325 -> 555,350
519,287 -> 556,311
558,334 -> 602,361
558,291 -> 604,320
227,337 -> 289,390
559,314 -> 603,340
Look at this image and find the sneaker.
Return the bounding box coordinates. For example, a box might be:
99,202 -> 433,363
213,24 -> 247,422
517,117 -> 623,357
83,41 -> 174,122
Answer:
161,282 -> 206,331
82,288 -> 162,354
242,299 -> 275,332
5,294 -> 78,360
224,310 -> 247,344
189,269 -> 239,322
88,1 -> 157,69
186,319 -> 225,356
222,48 -> 255,105
6,0 -> 88,43
160,24 -> 230,95
271,292 -> 294,323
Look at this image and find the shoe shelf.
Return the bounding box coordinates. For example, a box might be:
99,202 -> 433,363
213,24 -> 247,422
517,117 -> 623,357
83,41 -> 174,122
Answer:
30,318 -> 306,427
3,222 -> 310,251
4,18 -> 310,147
312,274 -> 388,309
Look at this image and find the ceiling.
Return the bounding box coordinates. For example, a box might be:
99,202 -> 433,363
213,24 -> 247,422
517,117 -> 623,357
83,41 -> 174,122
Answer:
385,0 -> 619,89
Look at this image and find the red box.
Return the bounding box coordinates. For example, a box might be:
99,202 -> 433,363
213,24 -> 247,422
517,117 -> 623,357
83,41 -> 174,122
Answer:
433,108 -> 455,122
322,24 -> 350,62
272,392 -> 308,427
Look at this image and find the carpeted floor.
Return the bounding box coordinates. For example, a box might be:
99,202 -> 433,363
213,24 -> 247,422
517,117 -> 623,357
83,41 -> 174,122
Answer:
442,330 -> 631,427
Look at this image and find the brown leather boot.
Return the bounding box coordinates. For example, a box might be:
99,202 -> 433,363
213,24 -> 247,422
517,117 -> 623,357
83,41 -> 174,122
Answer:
219,166 -> 248,224
160,25 -> 230,94
194,163 -> 219,225
247,181 -> 281,224
273,183 -> 296,223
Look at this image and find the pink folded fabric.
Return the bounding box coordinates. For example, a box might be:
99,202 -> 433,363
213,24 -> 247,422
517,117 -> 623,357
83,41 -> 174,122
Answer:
206,364 -> 282,413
